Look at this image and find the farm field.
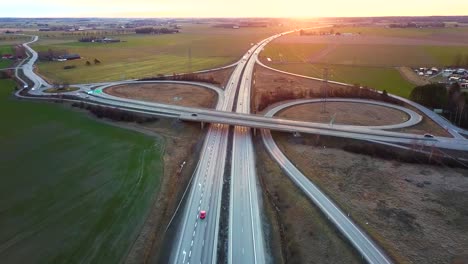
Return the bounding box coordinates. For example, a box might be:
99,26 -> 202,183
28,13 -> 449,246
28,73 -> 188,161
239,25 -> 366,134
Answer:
260,26 -> 468,97
0,79 -> 163,263
0,45 -> 14,68
263,42 -> 468,67
328,26 -> 468,42
269,63 -> 414,98
32,24 -> 294,83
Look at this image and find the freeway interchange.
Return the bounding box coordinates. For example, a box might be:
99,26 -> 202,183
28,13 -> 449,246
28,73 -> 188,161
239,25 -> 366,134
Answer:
14,30 -> 468,264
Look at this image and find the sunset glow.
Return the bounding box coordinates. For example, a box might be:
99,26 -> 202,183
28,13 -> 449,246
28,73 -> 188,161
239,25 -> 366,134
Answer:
3,0 -> 468,17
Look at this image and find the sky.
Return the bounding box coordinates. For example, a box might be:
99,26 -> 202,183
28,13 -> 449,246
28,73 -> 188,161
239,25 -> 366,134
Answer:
2,0 -> 468,18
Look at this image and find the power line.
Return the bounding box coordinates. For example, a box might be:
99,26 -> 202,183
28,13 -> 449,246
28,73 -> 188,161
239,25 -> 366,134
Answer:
321,67 -> 329,113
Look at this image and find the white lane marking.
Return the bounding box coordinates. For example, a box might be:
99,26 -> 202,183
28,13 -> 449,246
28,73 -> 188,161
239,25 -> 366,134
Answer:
193,230 -> 195,237
242,248 -> 245,255
191,240 -> 194,246
189,250 -> 192,257
241,227 -> 243,233
195,222 -> 197,228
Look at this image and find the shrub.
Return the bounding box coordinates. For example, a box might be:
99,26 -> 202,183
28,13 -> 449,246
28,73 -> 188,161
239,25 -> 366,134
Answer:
63,65 -> 76,70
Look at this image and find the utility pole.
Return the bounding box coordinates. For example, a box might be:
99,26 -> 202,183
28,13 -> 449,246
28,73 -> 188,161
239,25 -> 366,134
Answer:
321,67 -> 329,113
188,47 -> 192,73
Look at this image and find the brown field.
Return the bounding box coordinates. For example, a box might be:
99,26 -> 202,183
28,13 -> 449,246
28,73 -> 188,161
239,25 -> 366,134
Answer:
254,136 -> 361,264
277,102 -> 409,126
105,83 -> 217,109
193,66 -> 235,89
273,131 -> 468,263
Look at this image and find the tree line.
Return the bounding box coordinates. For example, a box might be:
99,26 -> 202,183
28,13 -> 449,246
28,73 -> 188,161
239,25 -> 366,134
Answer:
71,102 -> 159,123
135,27 -> 179,34
256,82 -> 399,112
410,83 -> 467,128
140,73 -> 220,85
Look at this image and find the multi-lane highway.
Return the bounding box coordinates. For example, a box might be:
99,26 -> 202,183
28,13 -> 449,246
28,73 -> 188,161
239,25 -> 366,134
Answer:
229,35 -> 268,264
170,36 -> 278,264
15,30 -> 468,264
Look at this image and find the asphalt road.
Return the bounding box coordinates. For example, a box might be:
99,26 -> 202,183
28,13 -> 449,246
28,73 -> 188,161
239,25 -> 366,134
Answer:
228,34 -> 272,264
170,38 -> 272,264
83,91 -> 468,151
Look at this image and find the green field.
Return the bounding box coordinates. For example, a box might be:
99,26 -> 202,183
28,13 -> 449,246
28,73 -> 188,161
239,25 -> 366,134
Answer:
0,45 -> 14,68
330,26 -> 468,40
271,63 -> 414,98
261,43 -> 327,62
32,24 -> 293,83
263,42 -> 468,67
0,79 -> 163,263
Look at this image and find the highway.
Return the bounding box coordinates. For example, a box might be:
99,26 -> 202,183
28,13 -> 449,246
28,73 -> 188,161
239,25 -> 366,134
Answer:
81,91 -> 468,151
229,34 -> 268,264
15,31 -> 468,264
170,37 -> 274,264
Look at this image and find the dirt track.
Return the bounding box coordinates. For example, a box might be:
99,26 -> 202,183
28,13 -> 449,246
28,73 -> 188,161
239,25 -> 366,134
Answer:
397,67 -> 430,86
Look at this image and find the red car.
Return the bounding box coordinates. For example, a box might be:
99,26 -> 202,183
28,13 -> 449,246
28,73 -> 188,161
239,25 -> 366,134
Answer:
199,210 -> 206,219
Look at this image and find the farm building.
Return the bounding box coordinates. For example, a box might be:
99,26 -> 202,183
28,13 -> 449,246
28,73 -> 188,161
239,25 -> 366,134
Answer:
58,54 -> 81,60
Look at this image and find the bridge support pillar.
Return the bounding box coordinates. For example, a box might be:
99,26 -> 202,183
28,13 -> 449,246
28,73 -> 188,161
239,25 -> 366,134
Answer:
200,122 -> 205,130
253,128 -> 257,137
